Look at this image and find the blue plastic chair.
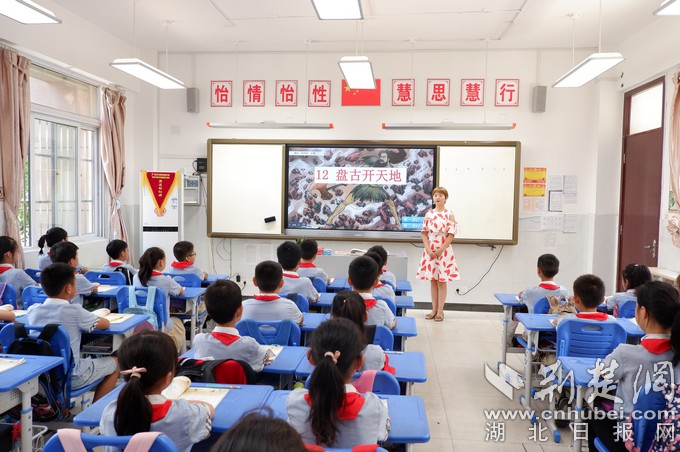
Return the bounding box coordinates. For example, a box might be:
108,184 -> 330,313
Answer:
556,318 -> 627,357
311,276 -> 327,293
44,430 -> 179,452
165,272 -> 202,288
532,297 -> 550,314
25,268 -> 41,283
118,287 -> 169,331
0,283 -> 17,309
281,293 -> 309,313
304,370 -> 400,395
236,319 -> 301,346
22,286 -> 49,308
0,323 -> 103,412
593,385 -> 668,452
373,324 -> 394,351
84,270 -> 126,286
617,299 -> 637,318
376,296 -> 397,316
380,279 -> 396,291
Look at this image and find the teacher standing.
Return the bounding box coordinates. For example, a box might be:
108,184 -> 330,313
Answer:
416,186 -> 460,321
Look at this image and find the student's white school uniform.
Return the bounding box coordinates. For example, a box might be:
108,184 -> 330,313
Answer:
26,298 -> 117,389
280,271 -> 318,302
73,273 -> 95,306
100,394 -> 211,452
168,262 -> 205,280
605,289 -> 637,311
192,326 -> 269,372
554,311 -> 616,327
520,282 -> 569,313
297,262 -> 329,284
362,344 -> 387,371
133,273 -> 183,297
358,292 -> 396,329
380,269 -> 397,289
372,282 -> 396,302
286,384 -> 389,447
0,264 -> 36,308
101,260 -> 138,275
241,293 -> 304,325
37,252 -> 52,270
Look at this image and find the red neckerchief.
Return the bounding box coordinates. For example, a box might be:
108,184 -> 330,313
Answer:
364,298 -> 377,309
576,312 -> 609,321
283,271 -> 299,279
0,265 -> 13,275
151,400 -> 173,422
211,332 -> 240,346
171,261 -> 192,269
108,261 -> 122,267
304,392 -> 365,420
299,262 -> 316,268
352,445 -> 379,452
151,270 -> 163,277
641,338 -> 672,354
380,268 -> 386,274
375,283 -> 385,288
305,445 -> 324,452
538,282 -> 559,290
383,354 -> 396,375
254,294 -> 280,301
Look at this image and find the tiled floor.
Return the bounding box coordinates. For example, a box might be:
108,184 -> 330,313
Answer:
408,309 -> 574,451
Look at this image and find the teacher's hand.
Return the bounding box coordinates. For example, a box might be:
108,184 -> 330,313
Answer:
426,248 -> 437,258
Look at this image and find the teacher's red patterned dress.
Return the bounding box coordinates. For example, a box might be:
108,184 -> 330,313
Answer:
416,209 -> 460,282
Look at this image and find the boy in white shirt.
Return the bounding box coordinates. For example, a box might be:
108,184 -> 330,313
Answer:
169,240 -> 208,281
367,245 -> 397,289
277,241 -> 319,304
297,238 -> 330,284
50,242 -> 99,306
348,256 -> 396,329
242,260 -> 304,326
102,239 -> 137,284
0,235 -> 38,308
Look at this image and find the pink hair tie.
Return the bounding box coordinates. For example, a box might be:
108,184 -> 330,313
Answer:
324,351 -> 341,364
121,366 -> 147,379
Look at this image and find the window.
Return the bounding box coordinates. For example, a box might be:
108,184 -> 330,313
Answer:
19,65 -> 103,247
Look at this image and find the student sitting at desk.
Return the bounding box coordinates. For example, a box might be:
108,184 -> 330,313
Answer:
364,251 -> 396,302
286,318 -> 389,447
37,226 -> 88,274
277,241 -> 319,304
348,256 -> 396,330
367,245 -> 397,289
605,263 -> 651,316
552,274 -> 614,326
192,279 -> 270,372
331,290 -> 395,374
587,281 -> 680,452
242,260 -> 304,326
100,331 -> 214,452
0,236 -> 38,309
102,239 -> 137,284
50,242 -> 99,306
27,263 -> 118,402
297,238 -> 330,284
169,240 -> 208,281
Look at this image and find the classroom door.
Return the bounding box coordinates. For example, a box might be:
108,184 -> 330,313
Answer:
617,78 -> 665,290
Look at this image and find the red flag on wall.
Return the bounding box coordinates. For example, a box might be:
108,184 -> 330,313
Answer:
341,79 -> 381,106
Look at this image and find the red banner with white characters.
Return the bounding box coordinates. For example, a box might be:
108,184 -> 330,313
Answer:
141,171 -> 178,216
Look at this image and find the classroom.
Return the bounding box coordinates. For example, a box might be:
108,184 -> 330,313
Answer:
1,0 -> 679,450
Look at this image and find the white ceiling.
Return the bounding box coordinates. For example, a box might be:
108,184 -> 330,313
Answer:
51,0 -> 665,53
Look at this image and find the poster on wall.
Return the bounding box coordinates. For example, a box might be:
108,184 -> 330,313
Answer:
426,79 -> 450,106
460,79 -> 484,106
495,79 -> 519,106
392,79 -> 415,106
210,80 -> 232,107
523,167 -> 546,197
275,80 -> 298,106
140,171 -> 182,265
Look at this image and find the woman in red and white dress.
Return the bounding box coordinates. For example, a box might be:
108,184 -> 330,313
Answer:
416,187 -> 460,321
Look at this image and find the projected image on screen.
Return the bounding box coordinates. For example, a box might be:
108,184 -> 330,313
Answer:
286,146 -> 435,233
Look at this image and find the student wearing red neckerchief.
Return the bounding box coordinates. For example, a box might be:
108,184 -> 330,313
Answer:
168,241 -> 207,281
0,235 -> 38,309
102,239 -> 138,280
606,263 -> 652,316
297,238 -> 330,284
241,260 -> 304,326
552,274 -> 614,327
348,256 -> 396,330
586,281 -> 680,452
277,241 -> 319,304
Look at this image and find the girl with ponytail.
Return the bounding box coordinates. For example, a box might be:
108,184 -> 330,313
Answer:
286,318 -> 389,447
99,332 -> 213,451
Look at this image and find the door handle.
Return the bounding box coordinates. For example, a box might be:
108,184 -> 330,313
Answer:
643,239 -> 657,259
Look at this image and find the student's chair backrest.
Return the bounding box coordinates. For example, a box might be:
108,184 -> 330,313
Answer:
235,319 -> 301,346
556,318 -> 627,357
532,297 -> 550,314
311,277 -> 327,293
281,293 -> 309,313
380,280 -> 396,291
373,325 -> 394,351
305,370 -> 400,395
0,283 -> 17,309
165,273 -> 202,288
25,268 -> 41,283
22,286 -> 49,308
118,287 -> 168,331
616,299 -> 637,319
83,270 -> 126,286
43,429 -> 179,452
375,296 -> 396,315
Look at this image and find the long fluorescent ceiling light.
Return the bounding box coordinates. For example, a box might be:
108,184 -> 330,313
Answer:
0,0 -> 61,24
207,122 -> 334,129
110,58 -> 185,90
553,52 -> 624,88
654,0 -> 680,15
382,122 -> 516,131
312,0 -> 363,20
338,56 -> 375,89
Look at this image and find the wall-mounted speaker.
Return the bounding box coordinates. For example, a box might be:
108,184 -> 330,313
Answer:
532,86 -> 547,113
187,87 -> 199,113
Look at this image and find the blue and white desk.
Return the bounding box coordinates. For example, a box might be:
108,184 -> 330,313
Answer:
202,274 -> 229,287
494,293 -> 524,367
326,277 -> 350,292
395,279 -> 412,295
265,390 -> 430,448
81,314 -> 150,354
0,354 -> 64,451
73,382 -> 273,432
556,356 -> 599,452
316,293 -> 415,315
171,287 -> 207,343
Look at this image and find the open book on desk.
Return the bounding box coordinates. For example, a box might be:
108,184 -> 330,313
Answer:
91,308 -> 135,324
95,285 -> 119,293
161,376 -> 228,409
0,356 -> 25,374
265,345 -> 284,363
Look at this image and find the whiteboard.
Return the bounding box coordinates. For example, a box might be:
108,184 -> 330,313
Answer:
208,142 -> 284,237
438,143 -> 520,244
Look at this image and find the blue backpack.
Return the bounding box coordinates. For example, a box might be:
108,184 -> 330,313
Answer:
122,286 -> 159,330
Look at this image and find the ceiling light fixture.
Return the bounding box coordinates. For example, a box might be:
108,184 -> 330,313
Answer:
382,122 -> 516,131
207,122 -> 333,129
553,1 -> 624,88
0,0 -> 61,24
654,0 -> 680,15
312,0 -> 363,20
338,20 -> 375,89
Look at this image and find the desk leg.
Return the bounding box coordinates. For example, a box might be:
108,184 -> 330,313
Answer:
19,378 -> 38,452
572,387 -> 584,452
519,331 -> 536,424
500,305 -> 511,366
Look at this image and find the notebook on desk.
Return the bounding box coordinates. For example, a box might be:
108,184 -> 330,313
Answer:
162,376 -> 228,409
0,357 -> 25,374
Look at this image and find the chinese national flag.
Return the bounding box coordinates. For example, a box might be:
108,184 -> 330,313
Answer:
341,79 -> 381,106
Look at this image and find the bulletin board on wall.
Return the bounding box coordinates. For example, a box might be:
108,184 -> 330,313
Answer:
207,139 -> 520,244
